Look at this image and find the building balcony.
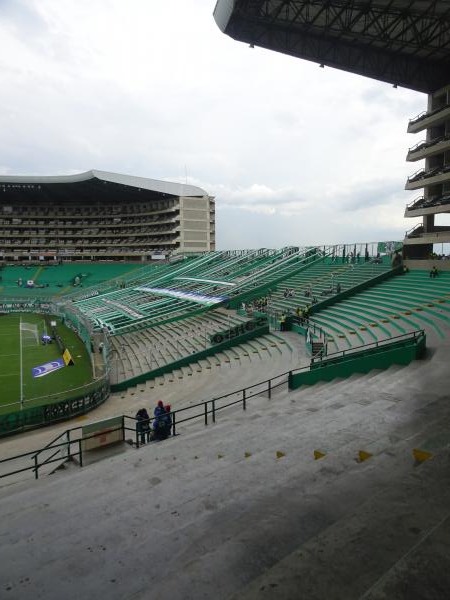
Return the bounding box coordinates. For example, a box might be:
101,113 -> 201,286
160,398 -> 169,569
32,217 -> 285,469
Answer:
405,165 -> 450,190
406,135 -> 450,162
403,224 -> 450,245
404,193 -> 450,217
407,103 -> 450,134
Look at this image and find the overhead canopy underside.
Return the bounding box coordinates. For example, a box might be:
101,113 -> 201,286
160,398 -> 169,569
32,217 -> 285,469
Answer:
0,170 -> 209,203
214,0 -> 450,93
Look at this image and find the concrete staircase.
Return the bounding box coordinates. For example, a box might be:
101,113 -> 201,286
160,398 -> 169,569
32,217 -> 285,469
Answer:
0,326 -> 449,599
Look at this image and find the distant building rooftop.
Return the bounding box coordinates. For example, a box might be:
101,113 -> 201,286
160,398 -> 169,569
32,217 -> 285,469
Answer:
0,169 -> 209,199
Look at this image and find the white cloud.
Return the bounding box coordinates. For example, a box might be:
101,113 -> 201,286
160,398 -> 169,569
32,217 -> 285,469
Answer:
0,0 -> 427,248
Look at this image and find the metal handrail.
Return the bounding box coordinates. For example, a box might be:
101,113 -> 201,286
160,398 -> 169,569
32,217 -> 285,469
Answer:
408,111 -> 427,124
407,168 -> 425,182
408,103 -> 450,126
310,329 -> 424,366
0,329 -> 425,484
406,196 -> 425,209
407,139 -> 427,153
405,222 -> 423,236
408,135 -> 449,154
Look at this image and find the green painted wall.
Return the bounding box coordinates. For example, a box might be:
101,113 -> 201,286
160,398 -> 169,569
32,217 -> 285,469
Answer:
0,381 -> 110,438
289,333 -> 426,389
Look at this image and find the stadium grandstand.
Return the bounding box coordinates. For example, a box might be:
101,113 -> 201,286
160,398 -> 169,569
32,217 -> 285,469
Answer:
214,0 -> 450,266
0,169 -> 215,261
1,3 -> 450,600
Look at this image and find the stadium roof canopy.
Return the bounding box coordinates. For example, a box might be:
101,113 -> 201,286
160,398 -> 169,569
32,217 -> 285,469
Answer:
213,0 -> 450,93
0,170 -> 209,200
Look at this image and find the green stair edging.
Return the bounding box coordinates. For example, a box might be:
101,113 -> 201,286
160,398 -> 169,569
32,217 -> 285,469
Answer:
111,324 -> 270,392
288,332 -> 426,389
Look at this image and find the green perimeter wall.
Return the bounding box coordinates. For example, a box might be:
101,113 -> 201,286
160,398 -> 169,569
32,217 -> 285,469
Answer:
289,333 -> 426,389
0,380 -> 109,438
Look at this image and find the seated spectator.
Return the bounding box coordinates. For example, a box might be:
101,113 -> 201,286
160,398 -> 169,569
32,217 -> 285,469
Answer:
373,252 -> 382,264
136,408 -> 150,444
430,266 -> 438,278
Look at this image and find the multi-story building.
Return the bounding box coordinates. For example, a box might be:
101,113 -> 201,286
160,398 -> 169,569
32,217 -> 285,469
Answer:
404,85 -> 450,259
0,170 -> 215,262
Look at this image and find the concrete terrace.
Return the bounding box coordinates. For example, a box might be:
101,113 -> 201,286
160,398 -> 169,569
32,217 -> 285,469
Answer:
0,321 -> 449,599
108,308 -> 292,386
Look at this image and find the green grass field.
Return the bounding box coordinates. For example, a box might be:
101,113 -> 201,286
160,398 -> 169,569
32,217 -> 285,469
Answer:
0,313 -> 94,415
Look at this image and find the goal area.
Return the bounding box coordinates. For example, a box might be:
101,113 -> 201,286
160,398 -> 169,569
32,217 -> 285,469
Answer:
20,321 -> 40,347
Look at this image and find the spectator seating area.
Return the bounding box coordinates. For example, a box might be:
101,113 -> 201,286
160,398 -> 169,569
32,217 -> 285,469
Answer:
2,320 -> 449,600
109,308 -> 291,386
72,246 -> 325,333
0,244 -> 409,391
267,258 -> 392,317
65,244 -> 396,387
0,262 -> 144,298
0,195 -> 186,259
309,270 -> 450,353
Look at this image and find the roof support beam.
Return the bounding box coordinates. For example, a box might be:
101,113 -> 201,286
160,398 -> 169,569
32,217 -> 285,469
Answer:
217,0 -> 450,92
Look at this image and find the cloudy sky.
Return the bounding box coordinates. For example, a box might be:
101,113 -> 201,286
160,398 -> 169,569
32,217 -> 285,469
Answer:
0,0 -> 428,249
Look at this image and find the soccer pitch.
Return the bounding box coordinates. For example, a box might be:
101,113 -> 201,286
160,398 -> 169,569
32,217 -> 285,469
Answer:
0,313 -> 94,414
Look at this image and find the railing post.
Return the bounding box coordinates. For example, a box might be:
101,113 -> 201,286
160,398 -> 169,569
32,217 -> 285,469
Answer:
268,378 -> 271,399
204,401 -> 208,426
212,399 -> 216,423
78,439 -> 83,468
243,389 -> 246,411
121,416 -> 125,442
172,412 -> 176,437
34,454 -> 38,480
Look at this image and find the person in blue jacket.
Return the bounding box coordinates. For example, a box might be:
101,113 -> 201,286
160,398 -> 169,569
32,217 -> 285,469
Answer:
154,400 -> 165,418
152,402 -> 172,440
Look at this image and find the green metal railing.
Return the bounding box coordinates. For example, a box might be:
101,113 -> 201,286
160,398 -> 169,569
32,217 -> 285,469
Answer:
0,329 -> 425,484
